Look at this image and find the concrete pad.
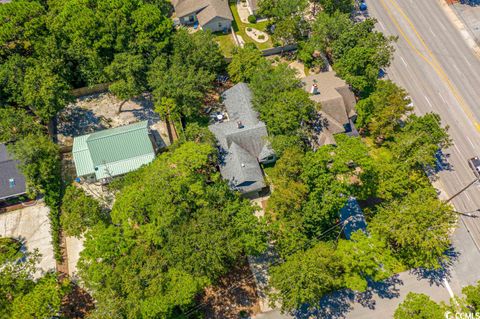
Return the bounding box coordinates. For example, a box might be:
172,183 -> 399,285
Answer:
0,202 -> 55,277
65,235 -> 85,279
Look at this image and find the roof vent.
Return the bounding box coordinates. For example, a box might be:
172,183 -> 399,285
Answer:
241,163 -> 245,167
8,178 -> 15,189
237,121 -> 244,129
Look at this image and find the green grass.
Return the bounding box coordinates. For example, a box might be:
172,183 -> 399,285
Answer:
214,32 -> 236,58
228,1 -> 273,51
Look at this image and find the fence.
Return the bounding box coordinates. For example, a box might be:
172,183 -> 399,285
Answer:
261,43 -> 298,56
71,82 -> 111,98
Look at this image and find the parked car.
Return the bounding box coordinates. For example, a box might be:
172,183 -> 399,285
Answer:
468,156 -> 480,179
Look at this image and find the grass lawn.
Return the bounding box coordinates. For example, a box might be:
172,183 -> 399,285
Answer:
214,32 -> 236,58
228,1 -> 273,51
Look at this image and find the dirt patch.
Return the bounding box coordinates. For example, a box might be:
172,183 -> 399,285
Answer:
200,257 -> 261,319
56,93 -> 169,148
61,282 -> 95,319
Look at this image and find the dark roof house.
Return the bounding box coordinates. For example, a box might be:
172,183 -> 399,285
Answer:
173,0 -> 233,32
302,71 -> 358,146
0,144 -> 27,201
209,83 -> 275,197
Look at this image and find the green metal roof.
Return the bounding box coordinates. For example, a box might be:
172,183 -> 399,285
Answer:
72,121 -> 155,180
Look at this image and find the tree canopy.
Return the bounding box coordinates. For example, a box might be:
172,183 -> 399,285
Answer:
78,142 -> 266,318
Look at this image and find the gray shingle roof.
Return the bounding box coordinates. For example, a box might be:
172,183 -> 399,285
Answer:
173,0 -> 233,25
209,83 -> 274,194
302,71 -> 357,142
0,144 -> 27,200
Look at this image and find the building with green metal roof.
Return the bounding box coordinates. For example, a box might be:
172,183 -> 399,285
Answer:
72,121 -> 156,182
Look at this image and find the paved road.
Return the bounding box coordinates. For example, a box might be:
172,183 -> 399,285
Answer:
341,0 -> 480,317
255,1 -> 480,318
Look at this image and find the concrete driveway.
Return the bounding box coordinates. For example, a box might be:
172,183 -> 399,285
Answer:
0,202 -> 55,277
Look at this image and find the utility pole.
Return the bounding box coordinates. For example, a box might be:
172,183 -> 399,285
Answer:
446,178 -> 479,203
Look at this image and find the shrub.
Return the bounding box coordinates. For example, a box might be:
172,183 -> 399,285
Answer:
247,27 -> 252,32
248,15 -> 257,24
258,34 -> 265,40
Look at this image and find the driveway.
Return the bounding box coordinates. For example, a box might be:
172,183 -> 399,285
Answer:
0,202 -> 56,277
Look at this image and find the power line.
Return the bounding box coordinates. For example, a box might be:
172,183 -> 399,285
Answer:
183,216 -> 353,317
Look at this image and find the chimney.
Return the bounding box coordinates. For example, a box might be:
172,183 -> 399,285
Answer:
237,121 -> 244,129
310,83 -> 319,95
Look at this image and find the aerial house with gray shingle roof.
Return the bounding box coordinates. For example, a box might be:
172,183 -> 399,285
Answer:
209,83 -> 275,198
0,144 -> 27,202
72,121 -> 156,183
172,0 -> 233,32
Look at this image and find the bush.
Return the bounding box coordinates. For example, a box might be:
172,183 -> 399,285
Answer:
247,27 -> 252,32
248,15 -> 257,24
258,34 -> 265,40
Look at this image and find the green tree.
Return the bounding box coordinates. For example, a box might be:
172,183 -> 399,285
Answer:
11,273 -> 71,319
105,53 -> 147,113
228,46 -> 268,83
356,80 -> 413,142
337,231 -> 403,291
130,3 -> 172,58
307,11 -> 352,56
60,185 -> 106,238
390,113 -> 451,169
0,0 -> 46,59
8,134 -> 60,198
0,108 -> 42,143
319,0 -> 354,15
462,281 -> 480,312
148,56 -> 214,122
269,242 -> 345,312
0,54 -> 28,105
22,61 -> 72,124
394,292 -> 445,319
370,188 -> 456,269
78,142 -> 266,318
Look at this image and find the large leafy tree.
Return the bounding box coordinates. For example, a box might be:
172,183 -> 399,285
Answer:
8,134 -> 60,198
22,62 -> 73,124
390,113 -> 451,169
336,231 -> 402,292
148,30 -> 222,123
370,188 -> 456,269
60,185 -> 106,238
0,244 -> 70,319
394,292 -> 445,319
318,0 -> 354,14
0,108 -> 42,143
356,80 -> 413,142
105,53 -> 147,113
78,142 -> 266,318
269,242 -> 345,312
228,45 -> 269,83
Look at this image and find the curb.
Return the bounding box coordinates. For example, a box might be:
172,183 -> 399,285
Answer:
438,0 -> 480,58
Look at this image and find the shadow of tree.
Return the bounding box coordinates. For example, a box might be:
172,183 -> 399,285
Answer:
57,107 -> 104,137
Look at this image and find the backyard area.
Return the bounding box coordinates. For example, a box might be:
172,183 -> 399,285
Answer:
230,0 -> 273,50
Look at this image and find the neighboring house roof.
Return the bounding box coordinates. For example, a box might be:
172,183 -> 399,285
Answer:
302,71 -> 357,137
173,0 -> 233,25
339,197 -> 367,240
0,144 -> 27,200
72,121 -> 155,180
209,83 -> 274,194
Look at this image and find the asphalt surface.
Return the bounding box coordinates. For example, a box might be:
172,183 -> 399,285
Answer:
255,1 -> 480,318
341,0 -> 480,317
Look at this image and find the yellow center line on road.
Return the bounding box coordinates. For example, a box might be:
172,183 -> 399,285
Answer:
379,0 -> 480,132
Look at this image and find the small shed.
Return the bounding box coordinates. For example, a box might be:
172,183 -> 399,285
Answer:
0,144 -> 27,201
72,121 -> 155,182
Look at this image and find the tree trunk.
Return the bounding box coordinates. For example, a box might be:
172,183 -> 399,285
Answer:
117,99 -> 128,114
